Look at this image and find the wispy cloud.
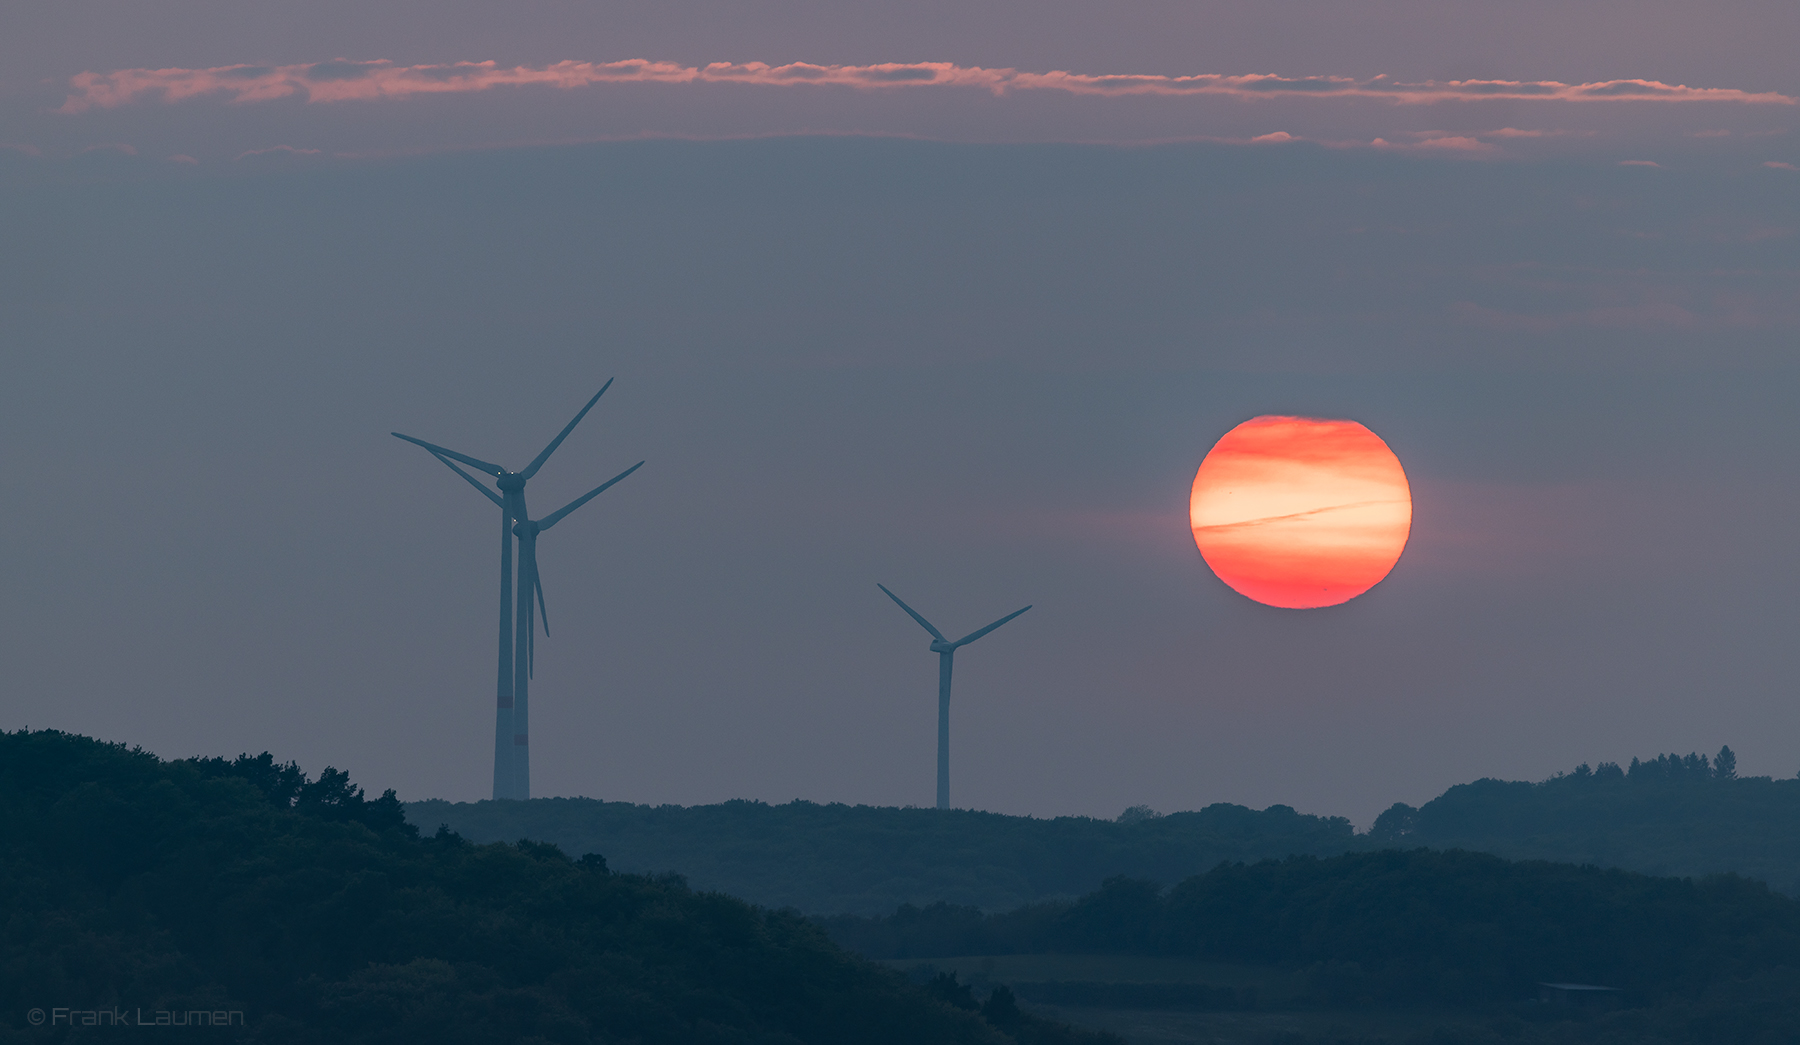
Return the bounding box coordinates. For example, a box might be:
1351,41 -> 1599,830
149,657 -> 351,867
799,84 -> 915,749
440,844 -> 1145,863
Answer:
234,144 -> 322,160
1483,127 -> 1593,139
58,58 -> 1799,114
1381,134 -> 1498,154
1192,499 -> 1411,534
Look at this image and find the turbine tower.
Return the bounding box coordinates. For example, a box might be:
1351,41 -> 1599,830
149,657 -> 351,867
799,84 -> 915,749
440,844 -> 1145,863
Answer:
430,452 -> 641,801
393,382 -> 640,800
878,584 -> 1030,810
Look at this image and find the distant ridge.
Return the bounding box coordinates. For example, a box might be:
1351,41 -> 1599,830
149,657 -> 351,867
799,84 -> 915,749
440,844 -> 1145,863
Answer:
409,746 -> 1800,915
403,797 -> 1358,914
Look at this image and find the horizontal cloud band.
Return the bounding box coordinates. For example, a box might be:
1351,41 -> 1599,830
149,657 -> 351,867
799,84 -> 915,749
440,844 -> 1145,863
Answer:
59,59 -> 1797,113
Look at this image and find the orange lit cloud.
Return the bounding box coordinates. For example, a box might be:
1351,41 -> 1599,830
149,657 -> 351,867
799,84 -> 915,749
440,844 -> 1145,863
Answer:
1190,417 -> 1412,609
1368,134 -> 1498,155
57,58 -> 1797,114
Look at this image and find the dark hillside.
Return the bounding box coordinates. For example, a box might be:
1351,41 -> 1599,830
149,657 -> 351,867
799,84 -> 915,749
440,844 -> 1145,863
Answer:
1369,749 -> 1800,894
404,796 -> 1359,914
825,849 -> 1800,1007
0,730 -> 1114,1045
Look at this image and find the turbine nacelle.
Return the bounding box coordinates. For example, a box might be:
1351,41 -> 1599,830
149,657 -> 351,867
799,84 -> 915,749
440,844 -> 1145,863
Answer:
496,473 -> 526,493
879,584 -> 1032,653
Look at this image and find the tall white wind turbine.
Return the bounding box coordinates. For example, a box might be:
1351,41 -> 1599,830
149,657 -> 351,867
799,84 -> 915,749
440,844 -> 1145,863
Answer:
392,381 -> 637,800
432,453 -> 642,800
878,584 -> 1031,810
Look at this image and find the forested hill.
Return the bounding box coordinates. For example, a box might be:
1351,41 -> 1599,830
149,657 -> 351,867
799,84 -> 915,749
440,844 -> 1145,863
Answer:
410,745 -> 1800,915
402,797 -> 1357,915
822,849 -> 1800,1040
1368,747 -> 1800,895
827,849 -> 1800,1001
0,730 -> 1113,1045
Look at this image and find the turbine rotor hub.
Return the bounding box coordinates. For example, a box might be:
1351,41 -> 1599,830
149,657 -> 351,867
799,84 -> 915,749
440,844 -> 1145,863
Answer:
496,473 -> 525,491
929,640 -> 955,654
512,520 -> 540,538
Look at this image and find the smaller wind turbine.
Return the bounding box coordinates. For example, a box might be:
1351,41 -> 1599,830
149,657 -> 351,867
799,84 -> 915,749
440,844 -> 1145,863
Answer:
878,584 -> 1031,810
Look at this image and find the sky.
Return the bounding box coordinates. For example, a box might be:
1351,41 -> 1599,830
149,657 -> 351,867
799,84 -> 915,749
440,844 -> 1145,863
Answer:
3,0 -> 1798,828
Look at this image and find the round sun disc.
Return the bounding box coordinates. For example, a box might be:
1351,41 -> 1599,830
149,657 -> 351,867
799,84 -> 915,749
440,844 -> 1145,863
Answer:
1190,416 -> 1412,609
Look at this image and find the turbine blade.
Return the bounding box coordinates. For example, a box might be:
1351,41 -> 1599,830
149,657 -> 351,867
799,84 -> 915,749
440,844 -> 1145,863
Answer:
952,605 -> 1032,648
392,432 -> 505,477
537,461 -> 644,530
520,540 -> 539,678
429,451 -> 505,508
520,379 -> 613,480
535,571 -> 549,637
877,584 -> 945,641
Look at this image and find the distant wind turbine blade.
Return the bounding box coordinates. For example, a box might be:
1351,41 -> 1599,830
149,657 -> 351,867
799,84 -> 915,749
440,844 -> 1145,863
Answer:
519,539 -> 539,678
429,451 -> 505,508
952,605 -> 1032,648
538,461 -> 644,530
520,379 -> 613,480
535,571 -> 549,637
877,584 -> 946,641
392,432 -> 505,477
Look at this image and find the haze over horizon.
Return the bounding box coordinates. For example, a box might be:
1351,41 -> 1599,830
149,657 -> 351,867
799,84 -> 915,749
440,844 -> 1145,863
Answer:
3,0 -> 1797,829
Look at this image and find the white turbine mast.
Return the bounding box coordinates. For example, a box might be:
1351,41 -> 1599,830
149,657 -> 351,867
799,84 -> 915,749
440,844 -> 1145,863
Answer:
394,382 -> 641,800
879,584 -> 1031,810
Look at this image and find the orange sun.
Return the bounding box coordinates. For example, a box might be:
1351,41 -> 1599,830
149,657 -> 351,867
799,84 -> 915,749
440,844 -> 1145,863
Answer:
1189,416 -> 1412,609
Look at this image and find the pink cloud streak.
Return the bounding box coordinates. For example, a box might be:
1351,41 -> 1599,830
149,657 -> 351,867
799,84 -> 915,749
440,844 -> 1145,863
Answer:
58,58 -> 1797,114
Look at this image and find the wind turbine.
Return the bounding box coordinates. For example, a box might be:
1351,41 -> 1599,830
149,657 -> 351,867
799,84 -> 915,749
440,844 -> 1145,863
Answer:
430,452 -> 642,801
392,381 -> 637,800
878,584 -> 1031,810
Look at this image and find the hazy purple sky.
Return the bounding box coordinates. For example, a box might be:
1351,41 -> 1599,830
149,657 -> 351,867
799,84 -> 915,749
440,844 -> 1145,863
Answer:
3,0 -> 1797,826
8,0 -> 1800,163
